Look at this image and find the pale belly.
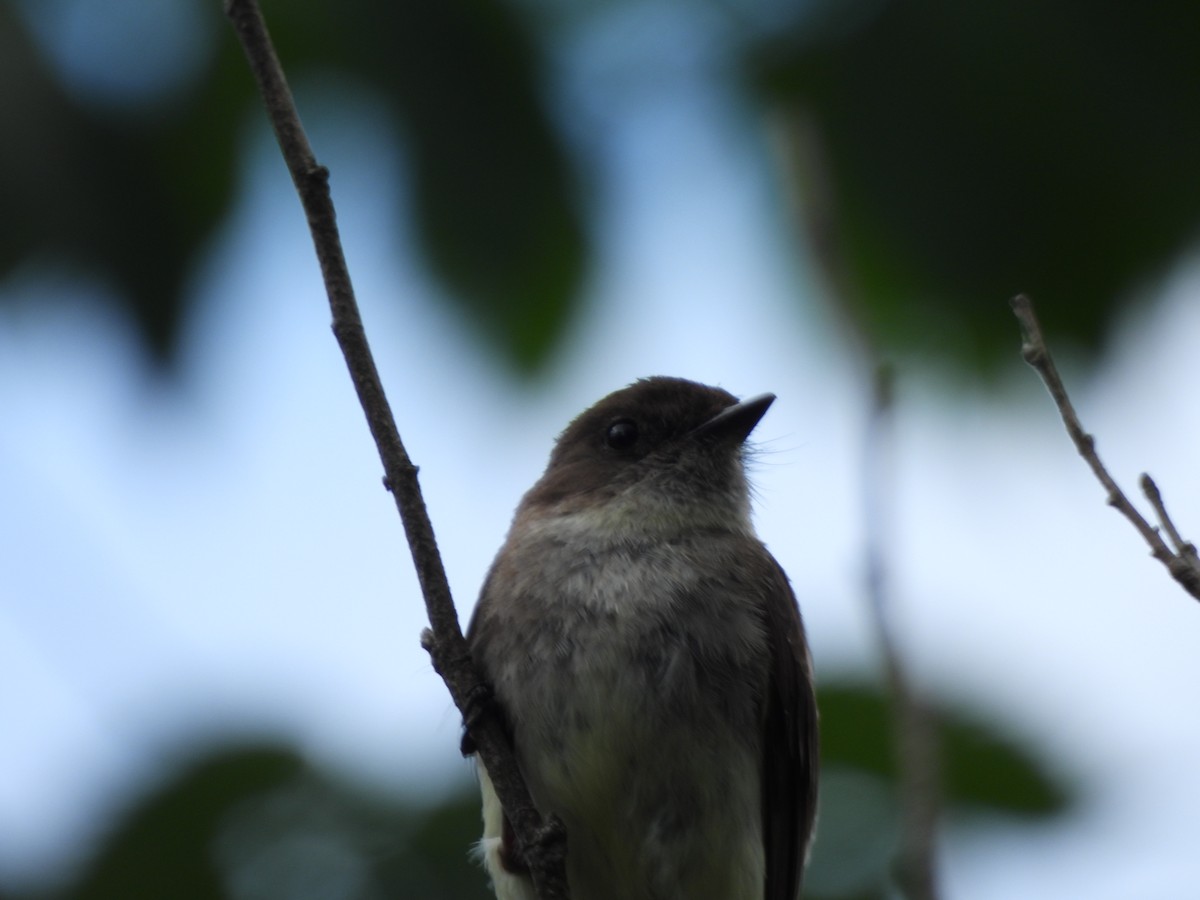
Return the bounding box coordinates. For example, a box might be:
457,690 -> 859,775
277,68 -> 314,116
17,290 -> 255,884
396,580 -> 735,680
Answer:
485,593 -> 768,898
473,530 -> 774,899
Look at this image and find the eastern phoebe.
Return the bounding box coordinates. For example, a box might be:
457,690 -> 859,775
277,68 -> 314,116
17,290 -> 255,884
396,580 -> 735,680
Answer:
465,376 -> 818,900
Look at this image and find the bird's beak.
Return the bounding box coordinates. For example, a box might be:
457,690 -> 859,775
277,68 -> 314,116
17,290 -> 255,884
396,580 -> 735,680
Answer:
691,393 -> 775,444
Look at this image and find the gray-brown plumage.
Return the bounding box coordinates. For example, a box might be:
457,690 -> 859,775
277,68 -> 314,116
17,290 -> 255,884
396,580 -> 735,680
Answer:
466,376 -> 818,900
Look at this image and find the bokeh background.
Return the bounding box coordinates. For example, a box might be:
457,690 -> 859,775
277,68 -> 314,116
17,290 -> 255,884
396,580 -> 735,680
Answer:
3,1 -> 1200,897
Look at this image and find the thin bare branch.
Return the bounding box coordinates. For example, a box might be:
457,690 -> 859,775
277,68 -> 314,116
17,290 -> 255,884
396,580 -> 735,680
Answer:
1141,475 -> 1192,557
1011,294 -> 1200,602
863,364 -> 942,900
1140,474 -> 1200,594
222,2 -> 568,895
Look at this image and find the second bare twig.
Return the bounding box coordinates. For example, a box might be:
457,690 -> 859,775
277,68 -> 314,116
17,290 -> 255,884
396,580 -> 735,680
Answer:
864,365 -> 942,900
1011,294 -> 1200,602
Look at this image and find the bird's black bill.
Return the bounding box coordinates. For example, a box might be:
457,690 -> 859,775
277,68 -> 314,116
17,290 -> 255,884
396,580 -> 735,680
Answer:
691,393 -> 775,444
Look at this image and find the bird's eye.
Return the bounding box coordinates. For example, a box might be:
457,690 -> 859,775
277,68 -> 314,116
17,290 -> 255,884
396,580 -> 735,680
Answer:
605,419 -> 639,451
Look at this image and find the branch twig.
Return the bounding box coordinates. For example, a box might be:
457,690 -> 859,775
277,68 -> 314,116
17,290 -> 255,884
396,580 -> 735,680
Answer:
1011,294 -> 1200,602
863,365 -> 942,900
223,2 -> 568,896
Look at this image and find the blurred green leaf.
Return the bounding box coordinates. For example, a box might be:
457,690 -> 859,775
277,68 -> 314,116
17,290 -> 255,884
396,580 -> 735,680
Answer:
400,787 -> 493,900
0,0 -> 244,367
11,0 -> 1197,381
363,0 -> 587,375
940,711 -> 1070,817
68,745 -> 302,900
268,0 -> 588,374
819,682 -> 896,776
754,0 -> 1200,377
804,767 -> 898,899
20,741 -> 490,900
806,681 -> 1073,897
819,681 -> 1072,818
0,0 -> 586,375
3,693 -> 1072,900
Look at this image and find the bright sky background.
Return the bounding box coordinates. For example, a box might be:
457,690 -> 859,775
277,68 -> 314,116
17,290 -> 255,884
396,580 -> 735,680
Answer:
3,3 -> 1200,898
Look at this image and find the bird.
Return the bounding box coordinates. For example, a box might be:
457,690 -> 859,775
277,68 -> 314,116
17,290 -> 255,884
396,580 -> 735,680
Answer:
464,376 -> 818,900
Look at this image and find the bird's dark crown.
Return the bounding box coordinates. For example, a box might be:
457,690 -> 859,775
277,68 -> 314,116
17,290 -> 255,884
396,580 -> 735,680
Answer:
517,377 -> 757,522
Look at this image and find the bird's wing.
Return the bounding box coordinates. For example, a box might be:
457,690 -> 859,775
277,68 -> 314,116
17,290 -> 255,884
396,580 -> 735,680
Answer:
761,555 -> 819,900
